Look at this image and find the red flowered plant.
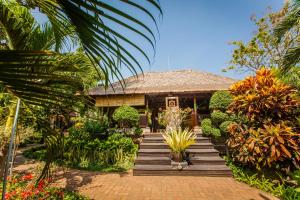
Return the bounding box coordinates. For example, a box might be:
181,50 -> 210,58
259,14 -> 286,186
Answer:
0,174 -> 64,200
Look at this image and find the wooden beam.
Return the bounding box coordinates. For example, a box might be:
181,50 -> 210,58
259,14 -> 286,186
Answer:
95,94 -> 145,107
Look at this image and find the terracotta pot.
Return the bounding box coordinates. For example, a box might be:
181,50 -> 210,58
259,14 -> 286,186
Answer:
171,152 -> 183,162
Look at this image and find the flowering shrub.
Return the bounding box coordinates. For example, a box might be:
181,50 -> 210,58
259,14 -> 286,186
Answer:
227,68 -> 300,171
227,122 -> 300,170
229,68 -> 299,125
0,174 -> 87,200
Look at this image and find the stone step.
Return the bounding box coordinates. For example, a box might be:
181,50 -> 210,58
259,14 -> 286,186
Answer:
135,156 -> 170,165
138,149 -> 219,157
140,143 -> 214,149
190,156 -> 226,165
142,136 -> 210,143
133,164 -> 232,176
144,133 -> 202,138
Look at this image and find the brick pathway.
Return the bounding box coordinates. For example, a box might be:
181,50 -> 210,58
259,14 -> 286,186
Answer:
54,169 -> 278,200
14,148 -> 278,200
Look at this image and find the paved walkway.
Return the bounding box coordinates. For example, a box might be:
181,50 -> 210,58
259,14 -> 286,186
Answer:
13,148 -> 278,200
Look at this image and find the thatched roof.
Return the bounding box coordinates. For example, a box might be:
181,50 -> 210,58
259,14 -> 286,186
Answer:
89,70 -> 236,96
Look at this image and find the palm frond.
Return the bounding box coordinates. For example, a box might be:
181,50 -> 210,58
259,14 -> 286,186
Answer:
0,0 -> 37,49
29,0 -> 161,86
0,50 -> 93,108
274,0 -> 300,39
281,46 -> 300,71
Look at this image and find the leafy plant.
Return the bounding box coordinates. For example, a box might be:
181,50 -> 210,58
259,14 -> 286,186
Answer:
113,105 -> 140,128
227,69 -> 300,172
211,110 -> 229,126
201,118 -> 221,138
226,157 -> 300,200
219,121 -> 234,135
227,121 -> 300,170
209,91 -> 233,111
229,68 -> 299,125
163,129 -> 196,153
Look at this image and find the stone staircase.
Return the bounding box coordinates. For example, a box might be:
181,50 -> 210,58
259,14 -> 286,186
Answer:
133,132 -> 232,176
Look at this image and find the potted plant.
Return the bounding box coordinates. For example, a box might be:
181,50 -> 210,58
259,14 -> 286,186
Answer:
163,129 -> 196,169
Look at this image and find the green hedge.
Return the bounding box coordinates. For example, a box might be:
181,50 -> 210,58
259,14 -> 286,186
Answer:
201,119 -> 221,138
209,91 -> 232,111
113,105 -> 139,128
211,110 -> 229,126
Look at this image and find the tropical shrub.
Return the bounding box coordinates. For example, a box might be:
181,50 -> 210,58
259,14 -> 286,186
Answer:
227,122 -> 300,170
211,110 -> 229,126
226,157 -> 300,200
227,68 -> 300,171
229,68 -> 299,125
219,121 -> 234,135
64,132 -> 137,169
113,105 -> 139,128
209,90 -> 233,111
201,118 -> 212,136
163,129 -> 196,153
84,119 -> 108,134
0,174 -> 88,200
201,122 -> 221,138
201,118 -> 212,127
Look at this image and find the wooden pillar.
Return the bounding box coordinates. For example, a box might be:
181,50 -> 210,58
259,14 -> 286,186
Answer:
193,96 -> 198,126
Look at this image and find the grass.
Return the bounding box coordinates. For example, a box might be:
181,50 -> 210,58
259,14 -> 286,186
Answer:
225,157 -> 300,200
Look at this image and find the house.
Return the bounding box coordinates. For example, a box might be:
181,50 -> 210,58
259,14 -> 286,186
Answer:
89,69 -> 236,131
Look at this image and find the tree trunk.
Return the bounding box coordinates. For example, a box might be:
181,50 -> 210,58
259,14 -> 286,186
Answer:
0,142 -> 8,179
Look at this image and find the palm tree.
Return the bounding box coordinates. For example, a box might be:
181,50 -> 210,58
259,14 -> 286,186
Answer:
5,0 -> 161,86
0,1 -> 101,179
274,0 -> 300,71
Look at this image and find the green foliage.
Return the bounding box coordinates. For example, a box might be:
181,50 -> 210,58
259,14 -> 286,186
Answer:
23,147 -> 46,161
134,127 -> 143,136
201,118 -> 212,127
224,3 -> 296,73
226,158 -> 300,200
113,105 -> 140,128
162,129 -> 196,153
219,121 -> 234,135
209,91 -> 233,111
201,118 -> 221,138
227,69 -> 300,170
211,110 -> 229,126
24,132 -> 138,172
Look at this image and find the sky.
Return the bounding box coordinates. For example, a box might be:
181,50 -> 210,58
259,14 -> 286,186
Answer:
32,0 -> 284,80
152,0 -> 284,79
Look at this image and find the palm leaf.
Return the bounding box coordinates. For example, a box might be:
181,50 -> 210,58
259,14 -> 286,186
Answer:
27,0 -> 161,86
274,1 -> 300,41
0,50 -> 93,108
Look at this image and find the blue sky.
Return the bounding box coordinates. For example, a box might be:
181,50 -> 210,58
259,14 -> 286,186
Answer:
32,0 -> 284,79
152,0 -> 284,79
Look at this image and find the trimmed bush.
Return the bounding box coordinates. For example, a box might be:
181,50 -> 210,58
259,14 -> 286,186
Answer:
210,127 -> 221,138
201,118 -> 212,136
202,125 -> 221,138
113,105 -> 139,128
211,110 -> 229,126
209,90 -> 233,111
219,121 -> 233,134
201,118 -> 212,127
201,119 -> 221,137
